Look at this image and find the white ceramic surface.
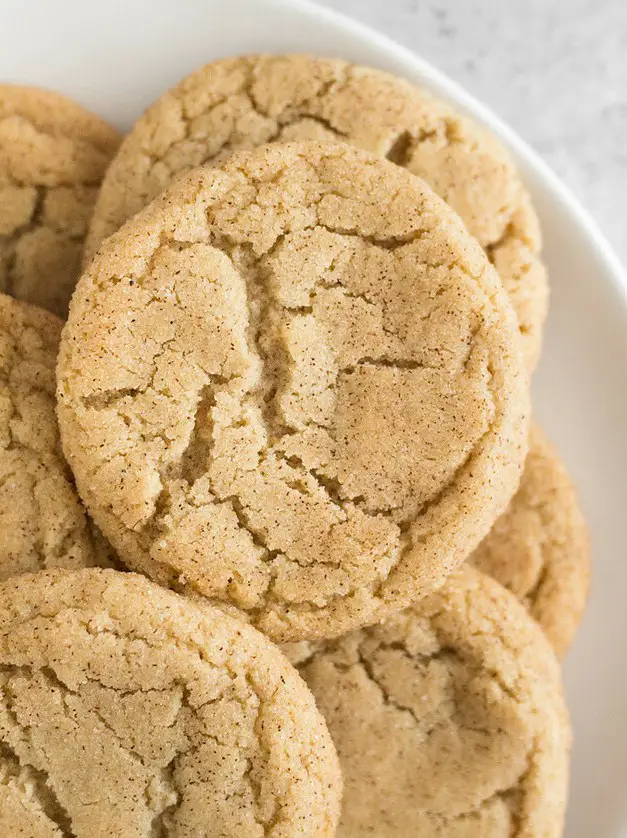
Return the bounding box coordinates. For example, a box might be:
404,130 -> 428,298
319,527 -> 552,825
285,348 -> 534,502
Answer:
2,1 -> 626,835
322,0 -> 627,268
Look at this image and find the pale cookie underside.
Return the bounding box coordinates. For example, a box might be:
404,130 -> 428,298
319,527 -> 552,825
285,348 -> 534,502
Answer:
0,568 -> 341,837
290,565 -> 570,838
86,54 -> 547,369
0,293 -> 112,578
471,423 -> 590,656
59,142 -> 528,641
0,85 -> 121,317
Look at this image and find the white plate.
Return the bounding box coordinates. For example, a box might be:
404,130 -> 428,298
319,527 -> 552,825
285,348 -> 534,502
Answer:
2,1 -> 626,835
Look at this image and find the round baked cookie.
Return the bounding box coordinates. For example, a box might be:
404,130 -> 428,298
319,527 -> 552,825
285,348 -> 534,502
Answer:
0,85 -> 121,317
0,292 -> 113,578
286,565 -> 570,838
471,422 -> 590,656
85,54 -> 547,369
58,142 -> 529,641
0,568 -> 342,837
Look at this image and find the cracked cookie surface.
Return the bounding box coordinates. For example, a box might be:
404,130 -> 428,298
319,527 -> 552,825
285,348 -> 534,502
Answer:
0,85 -> 121,317
285,565 -> 570,838
58,142 -> 529,641
85,54 -> 547,369
0,293 -> 113,578
0,568 -> 341,837
471,423 -> 590,656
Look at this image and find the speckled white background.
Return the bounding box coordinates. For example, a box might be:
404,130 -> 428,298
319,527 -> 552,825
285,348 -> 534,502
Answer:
320,0 -> 626,263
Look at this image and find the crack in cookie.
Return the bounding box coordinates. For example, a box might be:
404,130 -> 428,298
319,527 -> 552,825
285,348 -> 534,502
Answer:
471,423 -> 590,656
58,142 -> 529,641
287,565 -> 570,838
0,294 -> 114,579
84,54 -> 547,369
0,740 -> 73,837
0,86 -> 121,317
0,569 -> 341,838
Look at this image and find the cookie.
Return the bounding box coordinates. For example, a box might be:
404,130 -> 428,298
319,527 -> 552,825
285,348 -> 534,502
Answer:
286,565 -> 570,837
58,142 -> 529,641
0,292 -> 113,578
0,85 -> 121,317
85,54 -> 547,369
471,422 -> 590,656
0,568 -> 342,837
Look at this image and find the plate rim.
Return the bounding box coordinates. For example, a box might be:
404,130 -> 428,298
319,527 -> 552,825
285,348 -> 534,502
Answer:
276,0 -> 627,307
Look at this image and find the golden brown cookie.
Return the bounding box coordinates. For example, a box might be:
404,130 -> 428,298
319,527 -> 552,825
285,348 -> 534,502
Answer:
0,292 -> 113,578
0,85 -> 121,317
58,142 -> 529,641
471,423 -> 590,656
0,568 -> 342,837
286,565 -> 570,838
85,54 -> 547,369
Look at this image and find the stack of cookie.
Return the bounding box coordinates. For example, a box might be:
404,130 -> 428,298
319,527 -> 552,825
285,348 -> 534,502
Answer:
0,56 -> 589,837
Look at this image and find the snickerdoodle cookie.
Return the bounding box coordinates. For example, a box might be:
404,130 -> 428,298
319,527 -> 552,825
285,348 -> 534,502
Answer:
0,85 -> 121,316
286,565 -> 570,838
0,568 -> 341,837
0,292 -> 112,578
85,54 -> 547,368
472,423 -> 590,656
58,142 -> 529,641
